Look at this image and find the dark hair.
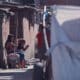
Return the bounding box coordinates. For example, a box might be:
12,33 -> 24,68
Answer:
17,39 -> 25,49
6,34 -> 14,42
5,34 -> 15,49
39,23 -> 44,32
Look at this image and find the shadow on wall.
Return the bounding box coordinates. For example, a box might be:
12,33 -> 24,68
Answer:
61,18 -> 80,41
0,13 -> 4,68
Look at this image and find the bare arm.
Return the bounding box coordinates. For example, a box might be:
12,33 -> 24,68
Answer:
23,45 -> 29,51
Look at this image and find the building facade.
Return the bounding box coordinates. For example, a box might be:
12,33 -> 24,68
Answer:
0,0 -> 39,68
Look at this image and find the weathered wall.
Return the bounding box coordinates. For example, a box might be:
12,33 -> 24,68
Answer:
10,8 -> 39,59
0,12 -> 9,68
0,14 -> 3,68
23,9 -> 39,59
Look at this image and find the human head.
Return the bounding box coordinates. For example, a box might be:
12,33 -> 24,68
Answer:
38,23 -> 44,32
18,39 -> 26,47
7,34 -> 15,42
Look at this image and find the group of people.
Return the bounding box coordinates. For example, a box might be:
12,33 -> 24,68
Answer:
5,34 -> 29,68
4,23 -> 50,69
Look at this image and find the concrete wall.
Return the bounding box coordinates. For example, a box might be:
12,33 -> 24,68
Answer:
9,8 -> 39,59
0,8 -> 39,68
23,9 -> 39,59
0,11 -> 9,68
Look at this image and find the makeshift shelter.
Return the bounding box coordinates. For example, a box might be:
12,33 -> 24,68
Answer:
0,1 -> 40,68
50,5 -> 80,80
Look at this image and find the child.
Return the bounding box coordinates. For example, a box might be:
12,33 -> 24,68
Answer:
17,39 -> 29,68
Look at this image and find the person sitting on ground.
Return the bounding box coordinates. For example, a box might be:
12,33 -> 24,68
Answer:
17,39 -> 29,68
5,34 -> 18,68
5,34 -> 16,54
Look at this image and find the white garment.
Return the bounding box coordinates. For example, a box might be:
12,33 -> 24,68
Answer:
50,5 -> 80,80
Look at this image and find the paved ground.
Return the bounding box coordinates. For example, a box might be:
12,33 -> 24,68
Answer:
0,65 -> 33,80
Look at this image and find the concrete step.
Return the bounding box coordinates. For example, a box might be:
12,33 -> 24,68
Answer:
0,65 -> 34,80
